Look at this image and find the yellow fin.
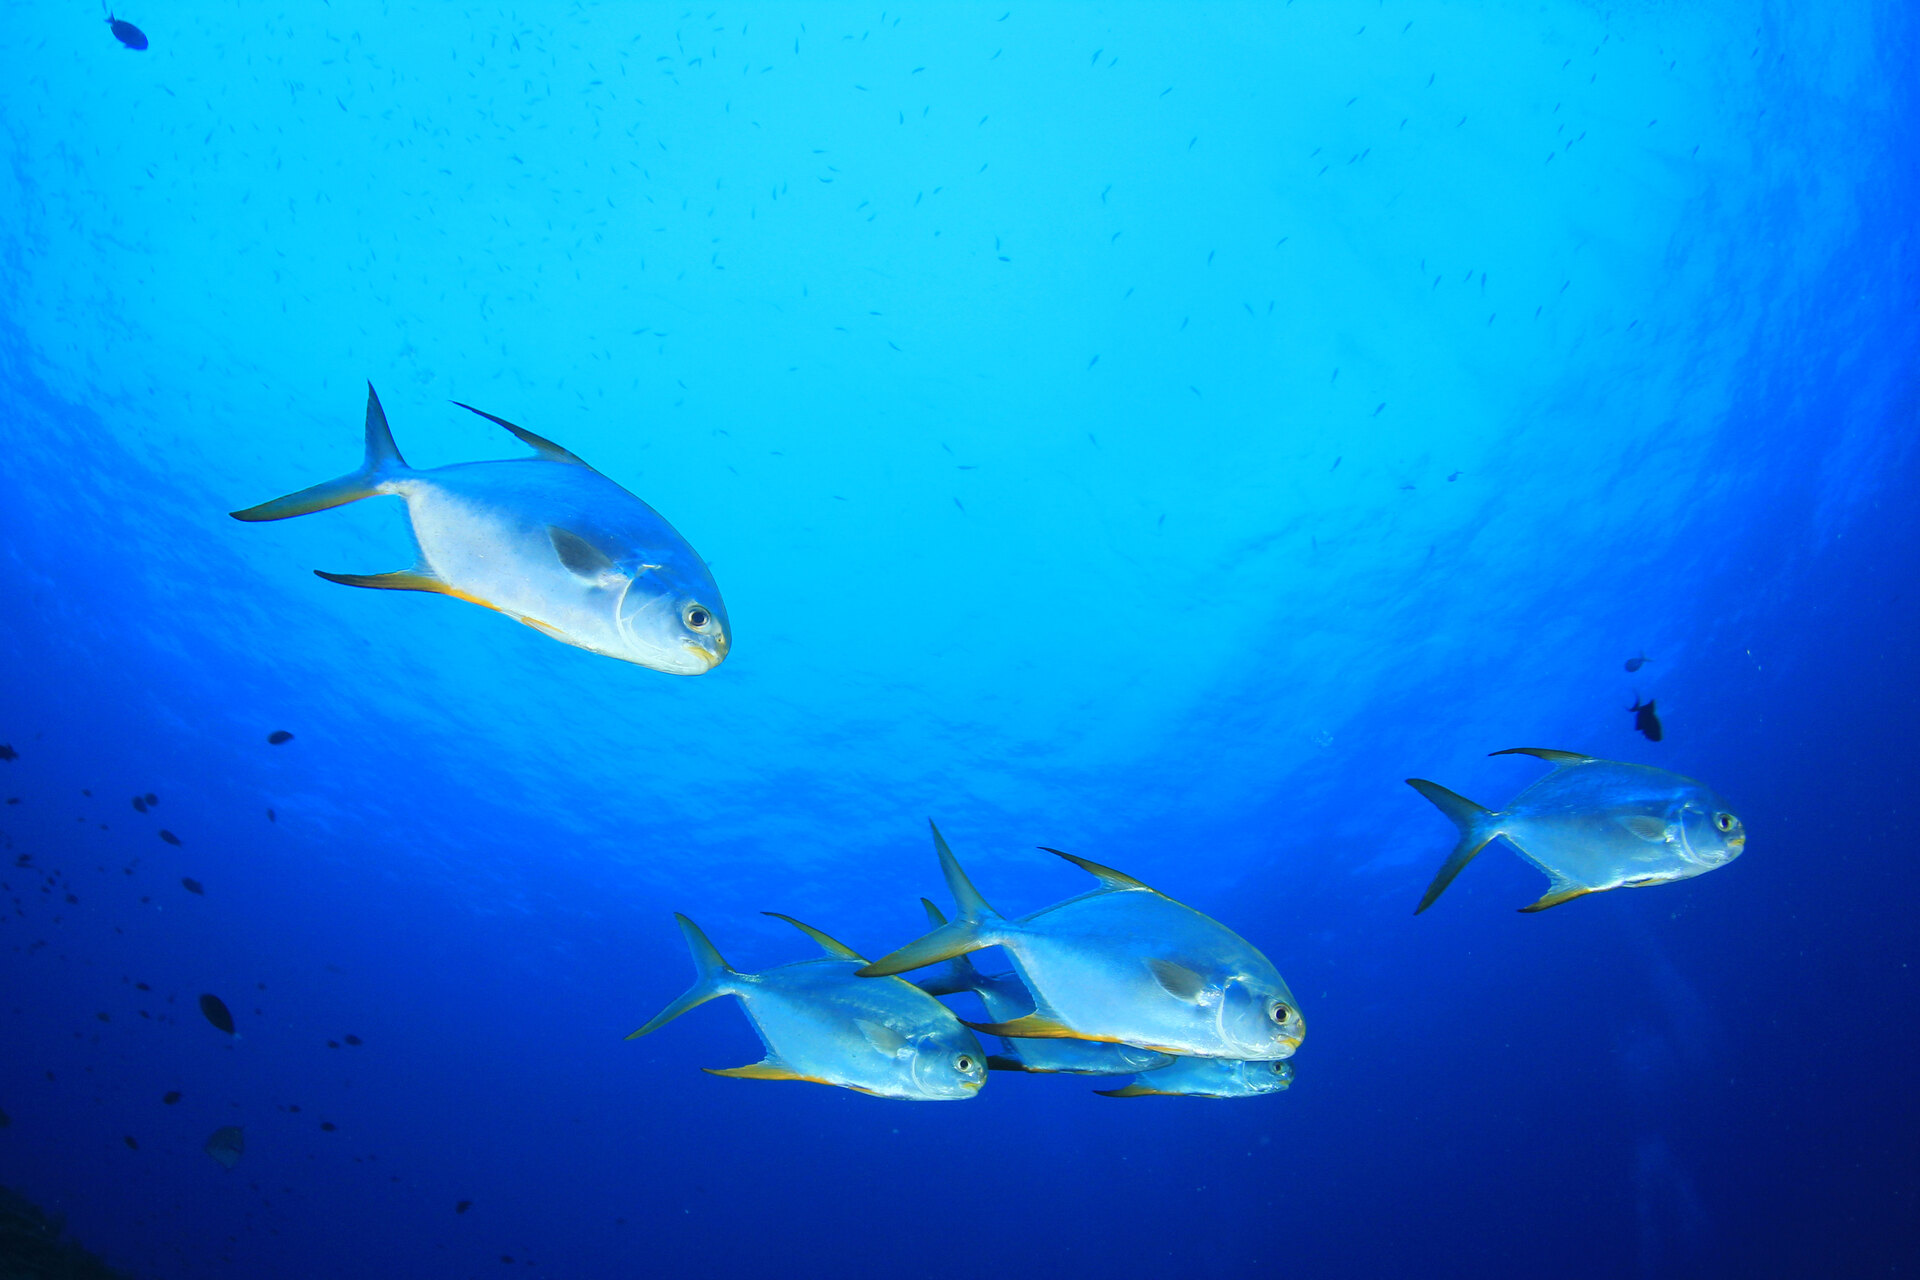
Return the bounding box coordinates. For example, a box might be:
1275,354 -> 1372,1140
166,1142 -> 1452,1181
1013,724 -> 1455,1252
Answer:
964,1013 -> 1097,1041
1094,1083 -> 1182,1098
704,1058 -> 832,1086
315,569 -> 501,613
1518,883 -> 1594,913
1037,847 -> 1153,893
762,912 -> 866,962
1490,748 -> 1594,766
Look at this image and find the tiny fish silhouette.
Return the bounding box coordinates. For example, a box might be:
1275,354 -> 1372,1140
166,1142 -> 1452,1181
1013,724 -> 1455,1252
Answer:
159,830 -> 181,846
267,730 -> 294,745
0,744 -> 16,761
132,796 -> 148,813
267,808 -> 277,823
1630,697 -> 1663,741
145,793 -> 158,806
107,15 -> 148,50
199,993 -> 235,1035
0,1107 -> 9,1128
123,1135 -> 139,1149
455,1200 -> 473,1214
163,1090 -> 182,1105
343,1034 -> 362,1045
1625,653 -> 1649,672
181,877 -> 204,895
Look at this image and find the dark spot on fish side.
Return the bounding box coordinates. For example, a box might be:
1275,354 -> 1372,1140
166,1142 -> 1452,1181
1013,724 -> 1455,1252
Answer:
267,730 -> 294,745
108,16 -> 148,50
159,830 -> 180,846
181,877 -> 204,895
199,994 -> 235,1035
163,1091 -> 182,1105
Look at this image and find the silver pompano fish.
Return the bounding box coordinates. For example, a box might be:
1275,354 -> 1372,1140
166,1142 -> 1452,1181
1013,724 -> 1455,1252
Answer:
1097,1056 -> 1295,1099
1409,748 -> 1747,914
232,385 -> 729,674
912,900 -> 1174,1077
627,913 -> 987,1101
859,823 -> 1304,1061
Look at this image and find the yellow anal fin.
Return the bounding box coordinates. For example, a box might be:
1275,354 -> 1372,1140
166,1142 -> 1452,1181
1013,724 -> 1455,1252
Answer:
1518,884 -> 1595,913
1095,1083 -> 1185,1098
704,1059 -> 835,1087
518,616 -> 573,642
964,1013 -> 1104,1041
314,569 -> 500,613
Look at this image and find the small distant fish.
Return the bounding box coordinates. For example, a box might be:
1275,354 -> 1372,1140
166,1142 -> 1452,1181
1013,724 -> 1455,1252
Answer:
1630,697 -> 1663,741
343,1034 -> 362,1045
163,1090 -> 182,1105
267,730 -> 294,745
1625,652 -> 1649,672
232,386 -> 730,674
107,15 -> 148,50
629,913 -> 987,1100
145,793 -> 158,806
123,1135 -> 139,1149
319,1121 -> 337,1132
180,877 -> 204,895
158,830 -> 180,846
0,744 -> 16,761
199,993 -> 235,1035
267,808 -> 277,823
860,824 -> 1303,1060
204,1125 -> 244,1169
455,1200 -> 473,1215
132,796 -> 148,813
1408,748 -> 1745,913
1098,1056 -> 1294,1099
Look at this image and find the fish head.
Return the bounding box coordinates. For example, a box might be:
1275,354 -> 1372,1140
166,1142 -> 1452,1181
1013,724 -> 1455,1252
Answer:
1215,973 -> 1306,1060
614,569 -> 731,674
904,1030 -> 990,1099
1674,791 -> 1745,868
1217,1058 -> 1296,1095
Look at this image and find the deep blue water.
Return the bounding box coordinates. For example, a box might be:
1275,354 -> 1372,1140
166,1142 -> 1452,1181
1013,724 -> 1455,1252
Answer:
2,3 -> 1917,1277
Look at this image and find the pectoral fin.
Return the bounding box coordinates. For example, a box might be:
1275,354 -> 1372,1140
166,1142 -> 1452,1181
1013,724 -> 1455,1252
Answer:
704,1058 -> 829,1085
1518,878 -> 1595,913
548,525 -> 623,581
1618,814 -> 1671,842
1146,958 -> 1212,1003
854,1019 -> 907,1056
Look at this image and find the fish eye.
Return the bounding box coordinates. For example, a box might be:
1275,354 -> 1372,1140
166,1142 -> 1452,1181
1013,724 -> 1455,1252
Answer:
956,1055 -> 974,1073
1271,1003 -> 1291,1024
684,606 -> 711,631
1715,813 -> 1735,833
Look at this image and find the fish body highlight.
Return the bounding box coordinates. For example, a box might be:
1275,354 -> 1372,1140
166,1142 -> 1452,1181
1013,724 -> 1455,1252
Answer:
1097,1056 -> 1295,1099
860,825 -> 1303,1061
1410,748 -> 1745,913
628,914 -> 986,1101
232,386 -> 728,674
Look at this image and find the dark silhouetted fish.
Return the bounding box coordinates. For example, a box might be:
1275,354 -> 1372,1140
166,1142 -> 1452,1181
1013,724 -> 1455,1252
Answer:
319,1121 -> 337,1131
145,793 -> 158,806
343,1034 -> 362,1045
267,808 -> 277,823
123,1135 -> 139,1149
181,877 -> 204,895
204,1125 -> 244,1168
455,1200 -> 472,1214
159,830 -> 180,846
1625,653 -> 1649,672
0,744 -> 16,761
132,796 -> 148,812
199,993 -> 235,1034
163,1091 -> 181,1105
268,730 -> 294,745
107,15 -> 148,49
1630,697 -> 1663,742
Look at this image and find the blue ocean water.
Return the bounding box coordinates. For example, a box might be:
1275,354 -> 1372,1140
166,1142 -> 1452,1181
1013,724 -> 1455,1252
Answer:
2,2 -> 1916,1276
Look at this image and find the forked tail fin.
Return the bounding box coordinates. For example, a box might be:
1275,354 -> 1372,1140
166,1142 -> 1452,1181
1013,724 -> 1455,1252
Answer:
625,914 -> 742,1039
1407,779 -> 1498,914
230,384 -> 409,521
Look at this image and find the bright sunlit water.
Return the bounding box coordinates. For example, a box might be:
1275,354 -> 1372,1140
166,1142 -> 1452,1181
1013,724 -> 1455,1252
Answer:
1,3 -> 1915,1277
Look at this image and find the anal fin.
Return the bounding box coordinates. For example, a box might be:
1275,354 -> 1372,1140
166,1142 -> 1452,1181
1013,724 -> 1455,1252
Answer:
1094,1083 -> 1181,1098
963,1013 -> 1099,1041
703,1058 -> 832,1086
1518,880 -> 1595,913
314,569 -> 500,614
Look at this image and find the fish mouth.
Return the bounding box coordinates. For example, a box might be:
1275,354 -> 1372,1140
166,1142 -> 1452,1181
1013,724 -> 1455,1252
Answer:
683,643 -> 725,673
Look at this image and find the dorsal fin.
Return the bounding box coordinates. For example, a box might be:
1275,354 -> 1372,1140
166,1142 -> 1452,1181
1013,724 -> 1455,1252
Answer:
1039,847 -> 1152,893
1489,748 -> 1594,767
761,912 -> 866,962
450,400 -> 592,467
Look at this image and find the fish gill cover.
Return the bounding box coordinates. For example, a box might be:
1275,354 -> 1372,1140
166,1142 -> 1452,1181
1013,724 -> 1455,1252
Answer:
0,3 -> 1916,1279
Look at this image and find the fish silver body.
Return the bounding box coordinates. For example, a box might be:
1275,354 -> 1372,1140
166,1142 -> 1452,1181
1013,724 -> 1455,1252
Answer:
861,825 -> 1304,1061
629,914 -> 986,1101
1409,748 -> 1746,913
1098,1056 -> 1295,1099
232,386 -> 728,674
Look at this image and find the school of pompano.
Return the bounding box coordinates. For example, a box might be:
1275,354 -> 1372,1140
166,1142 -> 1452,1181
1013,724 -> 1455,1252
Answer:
232,385 -> 729,674
1408,748 -> 1746,913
